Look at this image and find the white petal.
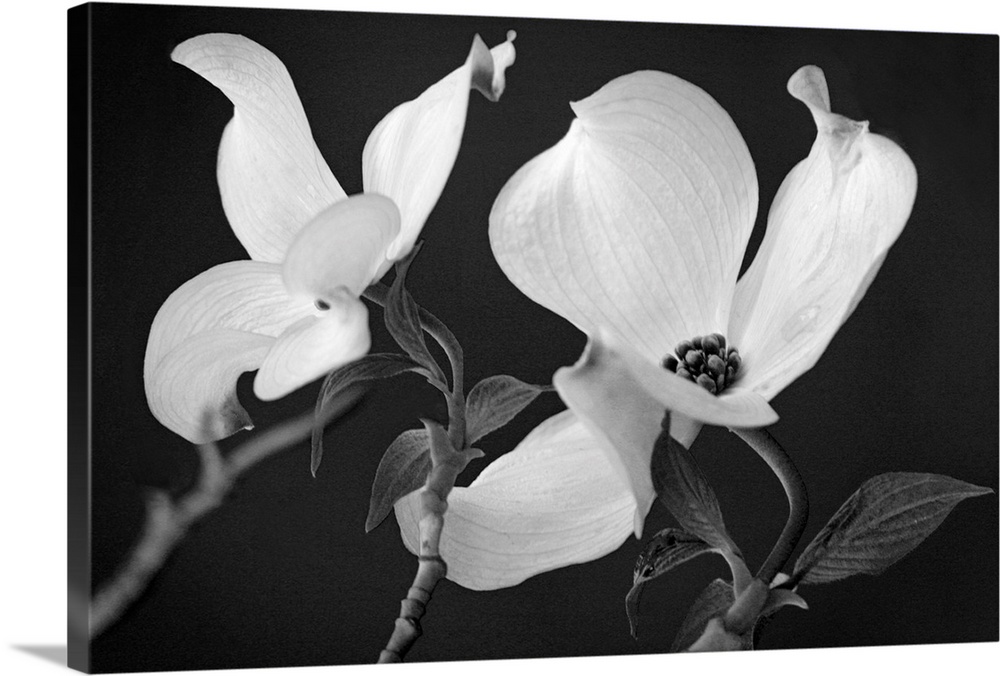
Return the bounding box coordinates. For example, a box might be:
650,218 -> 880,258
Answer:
253,297 -> 371,400
173,34 -> 347,262
553,330 -> 778,427
148,329 -> 272,443
393,410 -> 635,591
363,32 -> 517,265
553,330 -> 775,533
281,194 -> 400,303
670,414 -> 704,450
729,66 -> 917,400
553,351 -> 663,535
489,70 -> 758,361
144,261 -> 315,442
145,261 -> 311,365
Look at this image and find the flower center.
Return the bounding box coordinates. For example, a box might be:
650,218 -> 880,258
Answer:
661,333 -> 742,395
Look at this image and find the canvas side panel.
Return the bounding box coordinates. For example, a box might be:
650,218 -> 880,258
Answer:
67,3 -> 93,673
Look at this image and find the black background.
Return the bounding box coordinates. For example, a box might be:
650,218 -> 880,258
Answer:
82,2 -> 998,671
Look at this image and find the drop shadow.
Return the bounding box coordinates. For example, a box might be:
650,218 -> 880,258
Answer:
12,645 -> 67,667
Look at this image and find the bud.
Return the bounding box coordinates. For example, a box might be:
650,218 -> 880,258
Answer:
685,350 -> 704,369
696,373 -> 717,394
701,334 -> 720,354
675,340 -> 694,358
706,354 -> 726,377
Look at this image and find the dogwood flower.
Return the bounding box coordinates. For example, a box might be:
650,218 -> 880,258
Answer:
395,65 -> 916,590
144,32 -> 516,443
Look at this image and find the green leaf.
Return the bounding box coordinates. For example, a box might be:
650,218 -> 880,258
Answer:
793,472 -> 993,585
632,528 -> 716,585
651,416 -> 741,556
748,581 -> 808,649
384,246 -> 447,385
671,574 -> 808,652
670,579 -> 748,652
464,375 -> 551,444
365,429 -> 432,532
760,587 -> 808,616
311,353 -> 431,476
671,579 -> 804,651
625,528 -> 714,638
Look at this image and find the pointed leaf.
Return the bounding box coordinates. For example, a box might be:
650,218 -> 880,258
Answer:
793,472 -> 993,585
623,585 -> 645,640
632,528 -> 714,586
761,588 -> 808,616
464,375 -> 552,444
675,576 -> 807,652
366,429 -> 432,532
383,248 -> 447,385
671,579 -> 746,652
749,575 -> 809,649
311,352 -> 431,475
651,414 -> 741,555
625,528 -> 715,638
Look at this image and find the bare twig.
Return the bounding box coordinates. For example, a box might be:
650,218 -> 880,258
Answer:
90,393 -> 360,638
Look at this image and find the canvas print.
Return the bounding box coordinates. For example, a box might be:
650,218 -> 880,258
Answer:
68,2 -> 998,672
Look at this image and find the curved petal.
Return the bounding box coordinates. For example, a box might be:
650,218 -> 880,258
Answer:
144,261 -> 312,366
553,350 -> 663,535
281,194 -> 401,304
148,329 -> 272,443
729,66 -> 917,400
393,410 -> 636,591
173,34 -> 347,262
553,330 -> 774,536
670,414 -> 705,450
555,329 -> 777,443
489,70 -> 759,361
363,32 -> 517,266
144,261 -> 315,441
253,296 -> 371,400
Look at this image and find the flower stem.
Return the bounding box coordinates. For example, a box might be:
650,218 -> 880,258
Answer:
730,427 -> 808,584
363,282 -> 471,662
377,420 -> 479,663
89,397 -> 358,638
363,282 -> 466,448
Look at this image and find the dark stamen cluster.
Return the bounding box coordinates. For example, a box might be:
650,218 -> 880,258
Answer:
661,333 -> 742,395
